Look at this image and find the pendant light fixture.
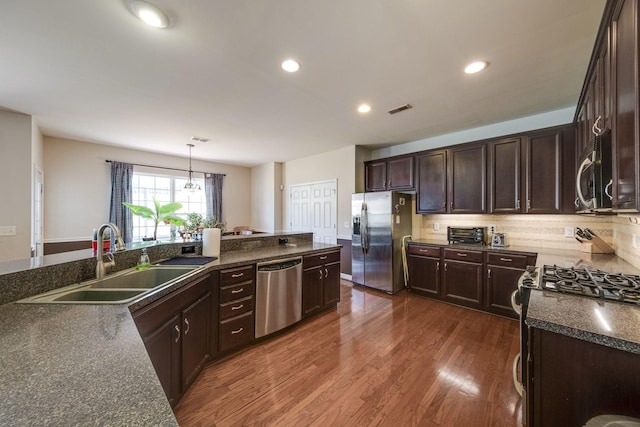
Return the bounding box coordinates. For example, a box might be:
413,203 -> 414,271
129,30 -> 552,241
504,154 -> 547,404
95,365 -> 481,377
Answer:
184,143 -> 201,192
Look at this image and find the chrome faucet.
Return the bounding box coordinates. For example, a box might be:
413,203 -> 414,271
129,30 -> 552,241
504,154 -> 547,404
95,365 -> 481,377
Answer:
96,223 -> 126,279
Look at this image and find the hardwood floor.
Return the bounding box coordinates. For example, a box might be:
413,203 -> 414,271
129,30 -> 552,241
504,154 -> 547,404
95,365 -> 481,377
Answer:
174,280 -> 523,426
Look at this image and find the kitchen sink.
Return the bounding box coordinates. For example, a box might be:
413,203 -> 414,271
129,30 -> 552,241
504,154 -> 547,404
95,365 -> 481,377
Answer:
17,265 -> 200,304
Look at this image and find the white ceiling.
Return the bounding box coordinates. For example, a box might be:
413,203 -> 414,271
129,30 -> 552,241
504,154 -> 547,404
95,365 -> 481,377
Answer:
0,0 -> 606,167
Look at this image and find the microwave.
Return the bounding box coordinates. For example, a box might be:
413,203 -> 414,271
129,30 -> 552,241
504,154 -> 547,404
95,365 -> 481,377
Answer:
576,130 -> 612,213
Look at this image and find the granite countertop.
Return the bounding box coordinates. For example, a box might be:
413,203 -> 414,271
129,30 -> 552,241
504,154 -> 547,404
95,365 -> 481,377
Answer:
0,242 -> 341,425
410,239 -> 640,354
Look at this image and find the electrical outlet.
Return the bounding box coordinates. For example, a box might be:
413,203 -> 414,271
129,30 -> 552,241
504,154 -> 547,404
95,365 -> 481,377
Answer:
565,227 -> 575,238
433,223 -> 440,231
634,234 -> 638,249
0,226 -> 16,236
489,224 -> 496,234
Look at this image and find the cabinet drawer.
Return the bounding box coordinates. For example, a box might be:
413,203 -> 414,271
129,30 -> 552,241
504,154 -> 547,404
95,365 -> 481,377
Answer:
408,245 -> 441,258
486,252 -> 529,269
219,295 -> 253,320
443,248 -> 483,263
220,265 -> 254,286
304,250 -> 340,269
219,312 -> 253,353
220,282 -> 254,304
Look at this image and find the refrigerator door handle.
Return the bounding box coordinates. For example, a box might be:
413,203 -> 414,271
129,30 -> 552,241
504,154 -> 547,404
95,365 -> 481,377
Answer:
361,202 -> 369,254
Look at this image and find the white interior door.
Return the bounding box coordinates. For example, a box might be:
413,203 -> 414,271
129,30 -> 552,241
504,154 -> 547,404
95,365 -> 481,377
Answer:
289,180 -> 337,244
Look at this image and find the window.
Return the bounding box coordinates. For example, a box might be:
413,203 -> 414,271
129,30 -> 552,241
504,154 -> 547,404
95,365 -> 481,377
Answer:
131,171 -> 206,241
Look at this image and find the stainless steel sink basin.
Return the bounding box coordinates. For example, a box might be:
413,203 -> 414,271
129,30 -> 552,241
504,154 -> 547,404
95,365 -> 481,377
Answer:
88,266 -> 198,289
17,265 -> 200,304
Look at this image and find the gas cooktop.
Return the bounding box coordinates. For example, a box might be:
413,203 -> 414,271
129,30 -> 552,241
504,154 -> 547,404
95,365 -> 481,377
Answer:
520,265 -> 640,306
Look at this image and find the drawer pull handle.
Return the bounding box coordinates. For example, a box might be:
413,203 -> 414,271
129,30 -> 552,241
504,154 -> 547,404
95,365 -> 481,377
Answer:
231,327 -> 244,335
231,304 -> 244,311
457,253 -> 467,257
184,318 -> 190,335
174,325 -> 180,343
419,248 -> 429,253
231,273 -> 244,278
325,268 -> 328,278
231,288 -> 244,294
500,257 -> 513,262
320,256 -> 328,260
319,270 -> 323,279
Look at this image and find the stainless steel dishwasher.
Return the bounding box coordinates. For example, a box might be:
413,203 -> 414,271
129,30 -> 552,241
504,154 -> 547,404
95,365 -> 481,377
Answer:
255,257 -> 302,339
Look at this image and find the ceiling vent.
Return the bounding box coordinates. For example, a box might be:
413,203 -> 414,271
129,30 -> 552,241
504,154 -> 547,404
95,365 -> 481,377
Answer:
190,136 -> 210,143
387,104 -> 413,115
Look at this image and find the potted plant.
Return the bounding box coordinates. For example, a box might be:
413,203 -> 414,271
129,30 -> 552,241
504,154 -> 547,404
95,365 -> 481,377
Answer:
123,197 -> 186,241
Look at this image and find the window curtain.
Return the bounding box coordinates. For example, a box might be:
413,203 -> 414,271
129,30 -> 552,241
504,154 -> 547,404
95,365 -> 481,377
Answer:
204,173 -> 224,224
109,161 -> 133,244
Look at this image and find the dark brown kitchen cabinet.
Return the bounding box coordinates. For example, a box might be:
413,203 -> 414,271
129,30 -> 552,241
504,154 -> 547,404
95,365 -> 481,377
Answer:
407,245 -> 441,297
302,250 -> 341,318
132,273 -> 214,406
416,150 -> 447,214
449,143 -> 487,213
612,0 -> 639,210
488,137 -> 522,213
218,265 -> 255,354
365,155 -> 414,192
524,125 -> 576,214
528,327 -> 640,427
442,249 -> 483,309
485,252 -> 533,319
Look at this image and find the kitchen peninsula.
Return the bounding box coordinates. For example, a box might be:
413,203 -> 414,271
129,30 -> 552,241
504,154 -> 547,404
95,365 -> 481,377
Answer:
0,233 -> 341,425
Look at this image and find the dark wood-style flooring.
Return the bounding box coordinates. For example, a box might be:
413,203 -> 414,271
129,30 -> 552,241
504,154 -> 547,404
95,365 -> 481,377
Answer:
174,280 -> 522,426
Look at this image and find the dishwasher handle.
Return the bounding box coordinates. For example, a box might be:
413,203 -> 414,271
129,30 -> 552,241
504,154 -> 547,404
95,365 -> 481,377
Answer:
257,257 -> 302,272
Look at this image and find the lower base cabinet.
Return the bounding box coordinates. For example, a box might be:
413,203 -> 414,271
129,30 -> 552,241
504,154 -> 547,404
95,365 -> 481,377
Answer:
407,245 -> 441,297
132,273 -> 214,406
528,328 -> 640,427
302,250 -> 341,318
218,265 -> 255,354
442,249 -> 483,309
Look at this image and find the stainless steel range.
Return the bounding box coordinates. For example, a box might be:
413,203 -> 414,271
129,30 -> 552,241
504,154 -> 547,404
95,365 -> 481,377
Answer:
519,265 -> 640,305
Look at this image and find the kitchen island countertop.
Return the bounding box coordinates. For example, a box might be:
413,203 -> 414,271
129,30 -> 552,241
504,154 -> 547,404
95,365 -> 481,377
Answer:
0,241 -> 341,426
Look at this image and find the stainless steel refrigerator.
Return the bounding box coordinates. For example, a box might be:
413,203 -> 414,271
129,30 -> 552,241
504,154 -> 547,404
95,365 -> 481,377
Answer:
351,191 -> 412,294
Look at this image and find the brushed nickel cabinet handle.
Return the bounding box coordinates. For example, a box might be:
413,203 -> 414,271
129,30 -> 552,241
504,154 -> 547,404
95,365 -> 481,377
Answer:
436,261 -> 440,271
325,268 -> 328,278
184,318 -> 190,335
231,273 -> 244,278
500,257 -> 513,262
174,325 -> 181,343
231,288 -> 244,294
319,270 -> 323,279
516,199 -> 521,210
444,263 -> 447,272
457,253 -> 467,257
527,199 -> 531,210
320,256 -> 327,260
231,328 -> 244,335
231,304 -> 244,311
488,268 -> 492,279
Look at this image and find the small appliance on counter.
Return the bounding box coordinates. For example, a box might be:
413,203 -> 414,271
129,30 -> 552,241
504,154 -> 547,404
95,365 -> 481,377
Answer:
447,226 -> 486,245
491,232 -> 509,247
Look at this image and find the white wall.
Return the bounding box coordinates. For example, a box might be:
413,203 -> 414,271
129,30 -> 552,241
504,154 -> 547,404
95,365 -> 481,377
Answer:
372,107 -> 575,159
0,110 -> 33,261
283,145 -> 355,239
43,137 -> 252,242
250,162 -> 283,232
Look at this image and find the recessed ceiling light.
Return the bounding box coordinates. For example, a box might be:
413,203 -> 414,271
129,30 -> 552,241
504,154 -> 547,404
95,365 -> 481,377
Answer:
464,61 -> 488,74
357,104 -> 372,113
129,1 -> 170,28
281,59 -> 300,73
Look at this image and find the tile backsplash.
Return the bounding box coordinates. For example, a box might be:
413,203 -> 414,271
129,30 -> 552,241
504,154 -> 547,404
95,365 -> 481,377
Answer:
412,212 -> 640,270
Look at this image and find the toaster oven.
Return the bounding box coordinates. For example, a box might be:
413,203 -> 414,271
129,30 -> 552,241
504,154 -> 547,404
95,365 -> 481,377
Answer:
447,227 -> 486,245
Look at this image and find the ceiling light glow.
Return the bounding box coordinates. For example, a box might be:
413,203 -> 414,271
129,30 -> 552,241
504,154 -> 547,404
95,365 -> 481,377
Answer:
282,59 -> 300,73
357,104 -> 372,113
464,61 -> 488,74
129,1 -> 170,28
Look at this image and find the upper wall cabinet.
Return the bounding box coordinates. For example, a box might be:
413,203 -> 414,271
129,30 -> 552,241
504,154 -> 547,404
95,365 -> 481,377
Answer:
488,137 -> 522,213
576,0 -> 640,212
416,150 -> 447,213
365,155 -> 414,192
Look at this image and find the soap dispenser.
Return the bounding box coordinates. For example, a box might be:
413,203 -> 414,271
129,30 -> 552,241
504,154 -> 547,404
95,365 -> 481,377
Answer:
137,248 -> 150,270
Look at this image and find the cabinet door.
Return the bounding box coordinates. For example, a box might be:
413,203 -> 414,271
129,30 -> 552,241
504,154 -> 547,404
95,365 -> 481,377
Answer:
612,0 -> 638,210
143,315 -> 181,406
488,138 -> 521,213
416,150 -> 447,214
407,255 -> 440,297
302,266 -> 323,317
524,130 -> 563,213
442,260 -> 482,308
485,265 -> 521,319
449,144 -> 487,213
387,156 -> 414,190
182,292 -> 211,391
323,262 -> 341,307
365,160 -> 387,192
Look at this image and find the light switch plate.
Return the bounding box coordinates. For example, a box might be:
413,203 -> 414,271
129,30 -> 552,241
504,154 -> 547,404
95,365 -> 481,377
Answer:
0,226 -> 16,236
565,227 -> 575,238
433,223 -> 440,231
